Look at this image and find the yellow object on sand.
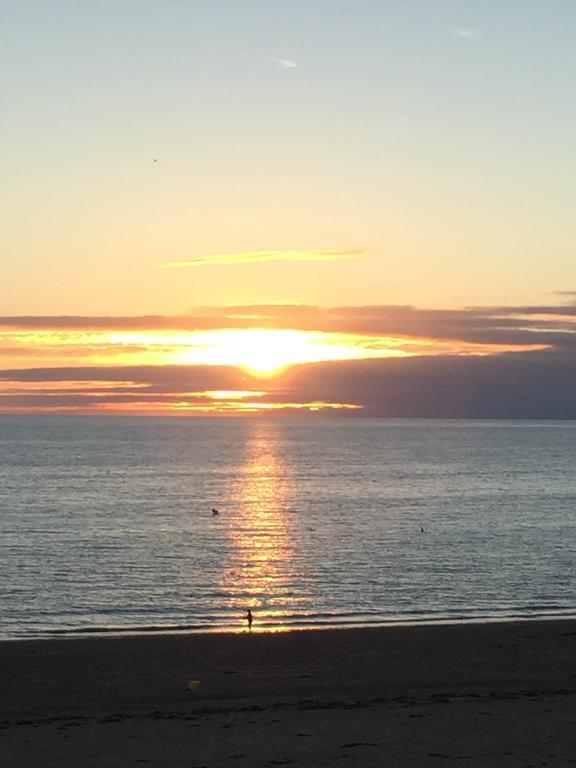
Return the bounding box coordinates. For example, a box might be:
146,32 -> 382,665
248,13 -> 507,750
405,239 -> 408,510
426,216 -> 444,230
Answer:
187,680 -> 202,690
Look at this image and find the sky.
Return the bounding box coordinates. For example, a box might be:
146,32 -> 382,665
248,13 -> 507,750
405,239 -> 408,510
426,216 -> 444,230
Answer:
2,1 -> 576,416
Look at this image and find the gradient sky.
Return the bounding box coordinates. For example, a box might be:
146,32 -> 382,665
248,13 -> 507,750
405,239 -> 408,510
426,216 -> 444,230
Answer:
3,0 -> 576,315
3,2 -> 576,416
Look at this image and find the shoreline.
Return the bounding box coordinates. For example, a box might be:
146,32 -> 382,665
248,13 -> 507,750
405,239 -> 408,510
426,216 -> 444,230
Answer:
3,618 -> 576,766
3,610 -> 576,643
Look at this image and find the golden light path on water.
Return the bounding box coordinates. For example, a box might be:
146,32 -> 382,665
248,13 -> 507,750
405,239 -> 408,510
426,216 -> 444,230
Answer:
219,421 -> 302,628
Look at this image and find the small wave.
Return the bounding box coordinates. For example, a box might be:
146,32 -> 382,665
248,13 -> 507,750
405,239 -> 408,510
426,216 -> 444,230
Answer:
13,605 -> 576,641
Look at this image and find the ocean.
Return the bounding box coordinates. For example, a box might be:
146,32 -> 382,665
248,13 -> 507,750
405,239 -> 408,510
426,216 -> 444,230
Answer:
1,415 -> 575,639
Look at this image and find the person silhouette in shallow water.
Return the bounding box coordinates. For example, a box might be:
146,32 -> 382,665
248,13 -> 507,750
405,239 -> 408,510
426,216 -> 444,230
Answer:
246,609 -> 253,632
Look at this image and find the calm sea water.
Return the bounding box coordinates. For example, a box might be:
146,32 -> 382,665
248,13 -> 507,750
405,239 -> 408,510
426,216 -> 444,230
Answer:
1,415 -> 576,639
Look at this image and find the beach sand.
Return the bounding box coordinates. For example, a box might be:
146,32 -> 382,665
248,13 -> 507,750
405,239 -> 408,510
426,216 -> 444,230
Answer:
2,620 -> 576,766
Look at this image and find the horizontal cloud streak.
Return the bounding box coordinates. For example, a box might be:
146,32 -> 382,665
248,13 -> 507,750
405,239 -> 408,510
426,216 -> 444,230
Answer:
3,298 -> 576,395
283,355 -> 576,419
3,352 -> 576,418
454,28 -> 478,38
3,300 -> 576,344
271,56 -> 298,68
0,364 -> 359,414
161,249 -> 366,268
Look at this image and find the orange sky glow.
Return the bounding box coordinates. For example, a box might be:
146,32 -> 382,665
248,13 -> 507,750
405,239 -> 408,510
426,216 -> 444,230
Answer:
0,316 -> 551,415
3,4 -> 576,420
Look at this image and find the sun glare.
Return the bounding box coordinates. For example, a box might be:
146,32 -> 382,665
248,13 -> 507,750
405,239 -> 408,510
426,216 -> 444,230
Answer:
209,330 -> 297,375
178,328 -> 389,376
2,327 -> 545,376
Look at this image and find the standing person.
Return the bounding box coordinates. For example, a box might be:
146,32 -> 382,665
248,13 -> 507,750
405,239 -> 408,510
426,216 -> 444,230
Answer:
246,609 -> 253,632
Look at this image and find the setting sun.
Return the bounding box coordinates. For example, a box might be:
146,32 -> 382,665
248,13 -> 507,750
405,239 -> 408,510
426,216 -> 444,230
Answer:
191,329 -> 306,376
177,328 -> 407,376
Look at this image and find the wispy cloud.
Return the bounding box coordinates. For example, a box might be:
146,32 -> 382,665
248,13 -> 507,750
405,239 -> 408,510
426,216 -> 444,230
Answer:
161,249 -> 366,268
454,28 -> 478,39
271,56 -> 298,68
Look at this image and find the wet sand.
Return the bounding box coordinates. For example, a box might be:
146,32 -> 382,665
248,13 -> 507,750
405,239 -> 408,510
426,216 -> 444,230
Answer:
2,620 -> 576,766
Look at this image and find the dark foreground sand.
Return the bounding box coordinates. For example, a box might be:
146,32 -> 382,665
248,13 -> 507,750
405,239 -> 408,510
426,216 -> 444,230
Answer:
2,620 -> 576,767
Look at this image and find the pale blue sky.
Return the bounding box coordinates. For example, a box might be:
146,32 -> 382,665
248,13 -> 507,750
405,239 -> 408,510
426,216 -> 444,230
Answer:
2,0 -> 576,313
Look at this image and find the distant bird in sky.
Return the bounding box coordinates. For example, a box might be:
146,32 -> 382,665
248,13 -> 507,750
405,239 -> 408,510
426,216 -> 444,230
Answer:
271,56 -> 298,68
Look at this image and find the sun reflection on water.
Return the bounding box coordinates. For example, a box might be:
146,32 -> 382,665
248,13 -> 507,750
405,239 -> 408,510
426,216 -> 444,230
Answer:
219,422 -> 302,628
